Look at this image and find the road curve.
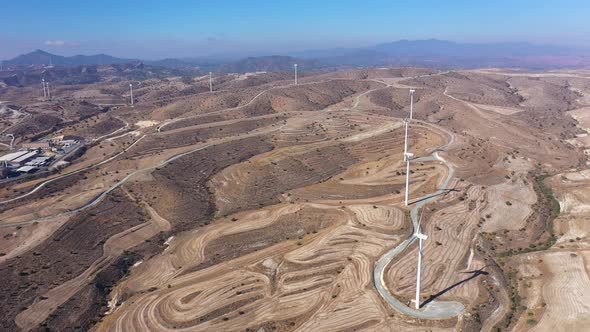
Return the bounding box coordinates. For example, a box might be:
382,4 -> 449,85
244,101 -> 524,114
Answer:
0,77 -> 386,227
157,77 -> 379,132
0,135 -> 146,205
0,120 -> 291,229
373,119 -> 465,319
2,77 -> 385,207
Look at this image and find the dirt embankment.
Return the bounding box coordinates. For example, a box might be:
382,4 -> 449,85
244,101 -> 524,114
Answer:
0,170 -> 88,209
62,115 -> 125,139
37,251 -> 140,331
30,137 -> 276,329
213,142 -> 360,216
133,115 -> 286,154
10,113 -> 63,138
127,136 -> 275,233
0,191 -> 147,331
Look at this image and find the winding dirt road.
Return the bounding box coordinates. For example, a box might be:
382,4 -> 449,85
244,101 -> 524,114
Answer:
372,100 -> 465,319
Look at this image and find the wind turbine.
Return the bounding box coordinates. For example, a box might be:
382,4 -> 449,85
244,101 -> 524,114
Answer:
209,72 -> 213,92
129,83 -> 134,105
42,78 -> 47,98
46,81 -> 51,100
409,89 -> 415,120
414,211 -> 428,309
294,63 -> 298,85
403,89 -> 415,206
403,120 -> 413,206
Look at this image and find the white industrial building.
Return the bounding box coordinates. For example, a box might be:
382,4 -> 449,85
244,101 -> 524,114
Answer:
0,150 -> 40,167
25,156 -> 52,167
16,165 -> 37,173
0,150 -> 29,163
11,151 -> 38,166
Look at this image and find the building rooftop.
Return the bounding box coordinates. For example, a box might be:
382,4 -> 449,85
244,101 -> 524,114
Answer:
0,150 -> 29,162
16,165 -> 37,173
12,151 -> 38,163
25,156 -> 52,166
28,156 -> 51,162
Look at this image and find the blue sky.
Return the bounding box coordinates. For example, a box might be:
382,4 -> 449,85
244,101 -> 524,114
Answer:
1,0 -> 589,59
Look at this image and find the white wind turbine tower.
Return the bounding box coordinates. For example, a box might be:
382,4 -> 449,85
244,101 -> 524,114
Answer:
414,211 -> 428,309
129,83 -> 134,105
45,81 -> 51,100
209,72 -> 213,92
403,89 -> 416,206
294,63 -> 298,85
409,89 -> 415,120
42,78 -> 47,98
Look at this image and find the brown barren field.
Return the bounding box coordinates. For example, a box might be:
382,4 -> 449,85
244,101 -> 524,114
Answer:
0,68 -> 588,331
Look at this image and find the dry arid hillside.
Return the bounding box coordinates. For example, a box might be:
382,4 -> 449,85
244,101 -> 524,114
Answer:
0,67 -> 589,332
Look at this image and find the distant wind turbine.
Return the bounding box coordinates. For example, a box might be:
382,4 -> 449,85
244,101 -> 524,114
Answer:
294,63 -> 298,85
209,72 -> 213,92
46,81 -> 51,100
42,78 -> 47,98
409,89 -> 415,120
129,83 -> 134,105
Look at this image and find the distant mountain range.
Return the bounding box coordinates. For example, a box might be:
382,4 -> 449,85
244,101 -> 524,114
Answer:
2,39 -> 590,72
291,39 -> 590,68
3,49 -> 136,66
369,39 -> 580,57
0,62 -> 200,87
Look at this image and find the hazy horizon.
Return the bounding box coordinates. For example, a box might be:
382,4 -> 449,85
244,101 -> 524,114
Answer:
2,0 -> 589,59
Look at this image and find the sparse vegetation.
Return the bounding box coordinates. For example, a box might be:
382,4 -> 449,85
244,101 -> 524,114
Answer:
0,66 -> 584,332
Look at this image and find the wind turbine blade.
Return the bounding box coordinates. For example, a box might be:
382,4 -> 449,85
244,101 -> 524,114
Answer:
418,209 -> 424,231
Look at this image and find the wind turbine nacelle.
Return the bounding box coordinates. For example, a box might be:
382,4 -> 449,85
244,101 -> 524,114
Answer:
415,233 -> 428,240
404,152 -> 414,161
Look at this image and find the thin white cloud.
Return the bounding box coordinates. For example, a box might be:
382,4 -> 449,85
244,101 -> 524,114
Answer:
44,40 -> 79,47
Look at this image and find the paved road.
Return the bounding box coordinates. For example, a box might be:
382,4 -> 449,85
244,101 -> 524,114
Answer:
372,111 -> 465,318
